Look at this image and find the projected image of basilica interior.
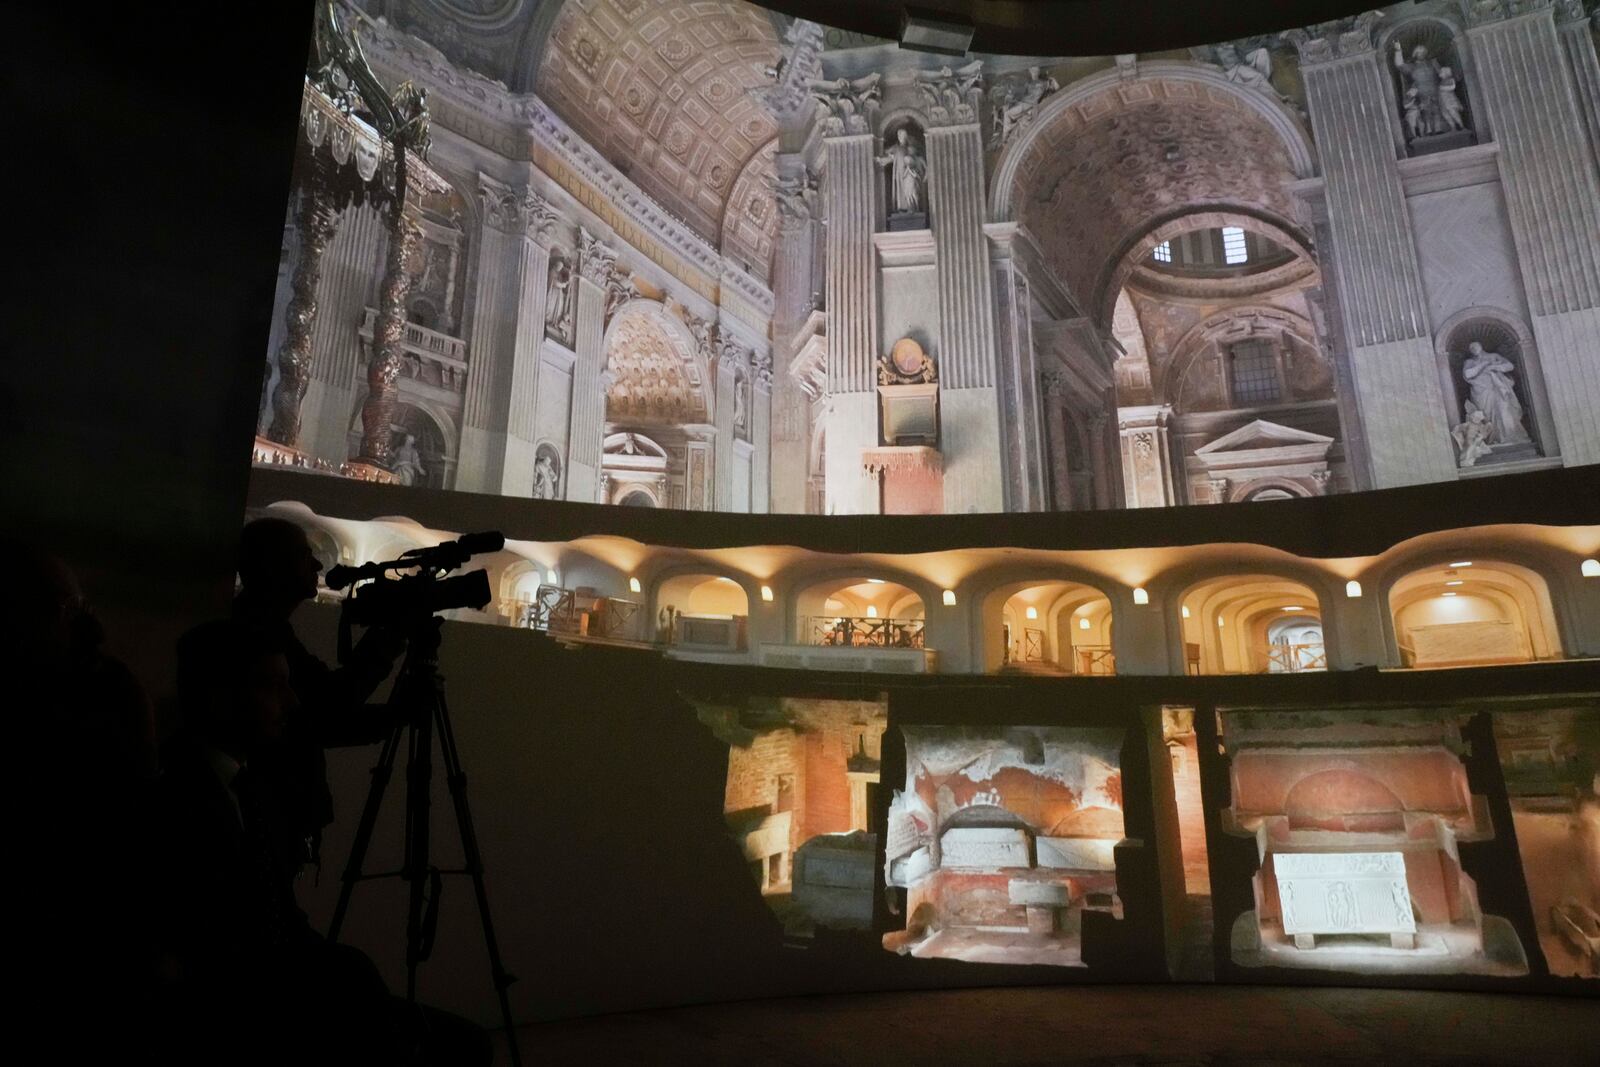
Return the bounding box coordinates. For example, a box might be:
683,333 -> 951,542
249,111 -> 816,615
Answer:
254,0 -> 1600,516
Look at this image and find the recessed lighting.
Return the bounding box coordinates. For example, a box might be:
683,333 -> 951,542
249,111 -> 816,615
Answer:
760,585 -> 774,602
1132,587 -> 1149,605
1282,606 -> 1304,612
628,576 -> 641,593
1079,617 -> 1091,630
942,589 -> 957,606
867,605 -> 879,617
1345,580 -> 1363,598
1442,592 -> 1458,598
1450,561 -> 1472,568
1025,606 -> 1039,620
867,578 -> 886,584
1582,559 -> 1599,578
1446,580 -> 1463,586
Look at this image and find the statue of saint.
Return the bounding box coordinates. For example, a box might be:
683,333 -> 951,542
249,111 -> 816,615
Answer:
533,451 -> 560,500
545,257 -> 572,340
391,433 -> 426,486
1394,42 -> 1447,138
733,377 -> 748,431
1460,341 -> 1531,447
876,128 -> 926,216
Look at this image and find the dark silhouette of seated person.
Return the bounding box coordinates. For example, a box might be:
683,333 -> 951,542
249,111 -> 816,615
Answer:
232,517 -> 404,873
151,620 -> 489,1064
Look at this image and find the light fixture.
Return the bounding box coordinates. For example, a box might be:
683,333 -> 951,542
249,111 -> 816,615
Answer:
1079,617 -> 1091,631
1218,616 -> 1227,628
1025,606 -> 1038,620
1282,606 -> 1304,612
867,605 -> 879,618
1442,591 -> 1458,598
1345,580 -> 1362,598
1582,559 -> 1599,578
942,589 -> 957,606
545,568 -> 559,585
628,576 -> 641,593
1182,605 -> 1191,618
760,585 -> 774,602
1132,587 -> 1149,605
1450,561 -> 1473,568
1446,580 -> 1464,587
867,578 -> 886,584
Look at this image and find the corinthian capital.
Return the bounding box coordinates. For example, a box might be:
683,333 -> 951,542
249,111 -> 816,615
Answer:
1465,0 -> 1556,27
809,73 -> 881,136
915,61 -> 985,127
479,174 -> 560,238
577,227 -> 618,285
1281,10 -> 1384,65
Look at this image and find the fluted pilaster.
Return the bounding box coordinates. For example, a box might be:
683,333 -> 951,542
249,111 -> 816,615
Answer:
300,204 -> 384,463
566,273 -> 607,502
824,135 -> 877,395
926,124 -> 997,390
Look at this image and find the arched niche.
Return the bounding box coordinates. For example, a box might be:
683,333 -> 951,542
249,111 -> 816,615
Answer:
1380,15 -> 1480,155
877,114 -> 928,232
793,576 -> 926,649
1179,573 -> 1327,674
602,301 -> 709,426
977,579 -> 1114,675
1434,309 -> 1552,464
655,571 -> 751,649
1387,558 -> 1563,668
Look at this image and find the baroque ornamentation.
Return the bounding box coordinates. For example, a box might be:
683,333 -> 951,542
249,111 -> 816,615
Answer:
479,176 -> 557,237
808,73 -> 882,135
577,227 -> 617,285
1465,0 -> 1556,28
359,215 -> 424,466
987,66 -> 1060,149
772,167 -> 819,228
267,189 -> 340,446
755,18 -> 825,122
878,338 -> 938,385
750,349 -> 774,391
1281,11 -> 1385,65
1393,42 -> 1467,141
877,129 -> 927,216
915,61 -> 985,127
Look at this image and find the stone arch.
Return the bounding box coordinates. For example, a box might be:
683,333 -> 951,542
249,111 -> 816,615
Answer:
345,398 -> 456,488
1380,553 -> 1568,668
784,567 -> 936,647
1284,770 -> 1405,831
961,564 -> 1119,674
1164,303 -> 1323,413
992,65 -> 1315,331
1157,558 -> 1342,675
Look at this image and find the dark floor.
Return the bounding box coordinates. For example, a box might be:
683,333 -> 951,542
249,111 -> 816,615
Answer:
502,984 -> 1599,1065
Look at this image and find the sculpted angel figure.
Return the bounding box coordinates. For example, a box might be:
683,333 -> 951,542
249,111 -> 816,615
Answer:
1451,407 -> 1494,467
1437,67 -> 1466,131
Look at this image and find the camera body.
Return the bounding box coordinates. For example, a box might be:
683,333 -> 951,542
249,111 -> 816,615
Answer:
326,531 -> 504,630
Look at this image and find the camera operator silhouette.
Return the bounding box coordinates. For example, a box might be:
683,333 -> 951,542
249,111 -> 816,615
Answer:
150,620 -> 489,1063
232,518 -> 406,874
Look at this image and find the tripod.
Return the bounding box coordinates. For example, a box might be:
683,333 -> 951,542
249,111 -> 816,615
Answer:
328,616 -> 521,1065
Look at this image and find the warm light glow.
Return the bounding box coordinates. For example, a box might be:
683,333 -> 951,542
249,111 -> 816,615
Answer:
1450,561 -> 1473,568
1182,605 -> 1191,618
1442,591 -> 1458,597
1446,580 -> 1464,586
628,576 -> 642,593
545,569 -> 559,585
1218,616 -> 1227,627
1583,558 -> 1600,578
760,585 -> 774,602
867,578 -> 886,584
1132,587 -> 1149,605
867,605 -> 879,618
719,576 -> 736,583
942,589 -> 957,606
1079,617 -> 1090,630
1345,580 -> 1362,598
1282,606 -> 1304,612
1025,606 -> 1038,620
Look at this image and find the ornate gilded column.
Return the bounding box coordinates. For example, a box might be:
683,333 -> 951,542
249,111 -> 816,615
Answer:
1284,15 -> 1458,486
267,187 -> 339,446
355,208 -> 422,467
1467,0 -> 1600,465
565,228 -> 614,502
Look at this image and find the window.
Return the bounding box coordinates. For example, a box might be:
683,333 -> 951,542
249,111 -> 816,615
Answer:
1221,226 -> 1249,265
1152,241 -> 1172,263
1229,339 -> 1281,405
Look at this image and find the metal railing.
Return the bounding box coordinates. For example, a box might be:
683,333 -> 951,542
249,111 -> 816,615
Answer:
1075,645 -> 1116,675
1267,642 -> 1327,673
806,615 -> 926,649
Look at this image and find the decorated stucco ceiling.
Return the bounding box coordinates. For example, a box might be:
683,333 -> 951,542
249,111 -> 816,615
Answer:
605,307 -> 708,423
1011,78 -> 1303,327
538,0 -> 782,249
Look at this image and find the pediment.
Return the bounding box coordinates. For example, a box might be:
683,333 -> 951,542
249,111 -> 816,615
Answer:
1196,419 -> 1334,457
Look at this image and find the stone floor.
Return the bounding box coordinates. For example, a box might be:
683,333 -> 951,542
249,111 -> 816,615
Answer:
502,984 -> 1598,1065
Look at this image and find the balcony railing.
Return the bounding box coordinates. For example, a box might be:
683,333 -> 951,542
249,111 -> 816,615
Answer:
508,585 -> 642,642
1075,645 -> 1116,675
359,307 -> 469,393
807,615 -> 926,650
1267,642 -> 1327,673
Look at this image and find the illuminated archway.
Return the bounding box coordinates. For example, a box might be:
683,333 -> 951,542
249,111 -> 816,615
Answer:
656,571 -> 751,650
978,579 -> 1114,675
1388,558 -> 1563,668
793,577 -> 926,650
1180,573 -> 1326,674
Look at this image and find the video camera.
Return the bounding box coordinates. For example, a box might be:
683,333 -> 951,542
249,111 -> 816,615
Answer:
325,531 -> 505,628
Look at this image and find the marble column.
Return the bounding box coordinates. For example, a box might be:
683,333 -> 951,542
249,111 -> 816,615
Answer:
1042,374 -> 1076,510
988,226 -> 1047,510
752,352 -> 773,513
565,231 -> 613,503
926,120 -> 1004,514
458,176 -> 555,495
822,132 -> 879,515
1286,18 -> 1458,486
267,185 -> 339,448
1468,2 -> 1600,465
769,158 -> 817,514
356,209 -> 421,467
1554,1 -> 1600,165
300,204 -> 385,464
713,347 -> 737,510
1118,404 -> 1178,509
1088,409 -> 1114,509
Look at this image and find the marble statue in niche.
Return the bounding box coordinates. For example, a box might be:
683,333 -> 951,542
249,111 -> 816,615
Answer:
545,253 -> 573,343
533,445 -> 562,500
391,433 -> 426,486
877,128 -> 927,226
1460,341 -> 1531,446
733,373 -> 749,432
1394,42 -> 1466,141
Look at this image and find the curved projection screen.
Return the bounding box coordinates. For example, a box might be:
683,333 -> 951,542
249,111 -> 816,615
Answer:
256,1 -> 1600,516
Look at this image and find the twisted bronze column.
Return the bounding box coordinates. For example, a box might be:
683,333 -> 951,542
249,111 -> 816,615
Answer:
266,188 -> 339,446
356,208 -> 421,467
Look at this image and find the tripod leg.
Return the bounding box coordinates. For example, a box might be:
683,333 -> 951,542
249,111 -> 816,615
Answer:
433,692 -> 523,1067
329,720 -> 405,942
404,680 -> 436,1005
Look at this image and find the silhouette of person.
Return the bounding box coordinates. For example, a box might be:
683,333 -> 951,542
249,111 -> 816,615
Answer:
232,517 -> 405,874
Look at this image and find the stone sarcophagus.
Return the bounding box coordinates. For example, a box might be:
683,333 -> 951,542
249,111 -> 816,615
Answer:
882,725 -> 1125,966
1222,709 -> 1527,975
